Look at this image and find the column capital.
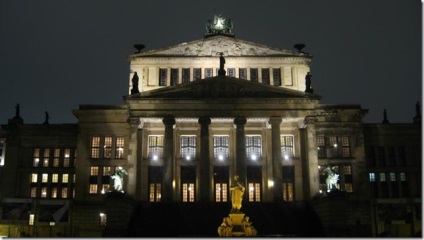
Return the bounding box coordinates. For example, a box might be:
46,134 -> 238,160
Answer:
233,116 -> 247,126
162,116 -> 176,126
268,116 -> 282,125
127,117 -> 141,127
198,117 -> 211,125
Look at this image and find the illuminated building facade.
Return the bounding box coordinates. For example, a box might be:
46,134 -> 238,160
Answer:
0,15 -> 421,237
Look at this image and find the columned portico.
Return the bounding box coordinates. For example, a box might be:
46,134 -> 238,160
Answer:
198,117 -> 211,202
162,116 -> 176,202
269,117 -> 282,202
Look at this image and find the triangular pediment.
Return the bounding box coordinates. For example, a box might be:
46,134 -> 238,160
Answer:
131,35 -> 307,57
127,76 -> 321,100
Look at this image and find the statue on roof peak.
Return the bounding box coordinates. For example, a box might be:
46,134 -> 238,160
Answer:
205,14 -> 234,37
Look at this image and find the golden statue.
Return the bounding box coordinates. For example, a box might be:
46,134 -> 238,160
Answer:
230,175 -> 245,212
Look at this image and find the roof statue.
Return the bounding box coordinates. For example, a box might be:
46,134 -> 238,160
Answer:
305,72 -> 313,93
43,111 -> 49,125
131,72 -> 140,95
205,14 -> 234,38
413,101 -> 421,124
218,52 -> 226,76
382,109 -> 389,124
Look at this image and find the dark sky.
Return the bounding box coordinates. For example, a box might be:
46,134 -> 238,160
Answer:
0,0 -> 422,124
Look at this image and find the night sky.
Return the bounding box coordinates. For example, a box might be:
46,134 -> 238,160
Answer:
0,0 -> 422,124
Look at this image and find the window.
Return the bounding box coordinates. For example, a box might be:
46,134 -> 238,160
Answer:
387,147 -> 395,166
51,187 -> 57,198
390,172 -> 396,181
261,68 -> 270,85
182,183 -> 195,202
159,68 -> 167,86
62,174 -> 69,183
91,137 -> 100,158
29,214 -> 35,225
115,137 -> 125,159
31,173 -> 38,183
248,183 -> 261,202
149,183 -> 162,202
343,165 -> 352,175
317,136 -> 350,158
215,183 -> 228,202
99,213 -> 107,227
101,184 -> 109,194
246,135 -> 261,161
193,68 -> 201,80
103,167 -> 111,176
53,149 -> 60,167
380,173 -> 386,182
345,183 -> 353,192
41,187 -> 47,198
205,68 -> 213,78
281,135 -> 294,159
30,187 -> 37,198
181,136 -> 196,160
213,136 -> 229,161
170,68 -> 179,86
89,184 -> 98,194
43,149 -> 50,167
365,147 -> 376,166
182,68 -> 190,84
52,174 -> 59,183
397,147 -> 406,166
273,68 -> 281,86
42,173 -> 48,183
104,137 -> 112,158
369,173 -> 376,182
400,172 -> 406,181
33,148 -> 40,167
61,187 -> 68,198
227,68 -> 235,77
90,166 -> 99,176
63,149 -> 71,167
239,68 -> 247,80
282,166 -> 294,201
148,136 -> 164,160
250,68 -> 258,82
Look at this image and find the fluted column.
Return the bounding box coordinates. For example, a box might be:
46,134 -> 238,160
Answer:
234,117 -> 247,187
269,117 -> 282,202
198,117 -> 211,202
162,116 -> 176,202
126,117 -> 141,197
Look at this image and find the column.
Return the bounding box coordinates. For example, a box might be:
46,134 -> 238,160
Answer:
304,117 -> 319,198
234,117 -> 247,187
162,116 -> 175,202
198,117 -> 211,202
126,117 -> 141,197
269,117 -> 282,202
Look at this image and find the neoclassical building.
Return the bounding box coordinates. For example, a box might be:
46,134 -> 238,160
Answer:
0,15 -> 421,237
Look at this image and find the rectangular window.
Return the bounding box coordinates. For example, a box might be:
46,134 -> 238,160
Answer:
365,147 -> 376,166
397,147 -> 406,166
250,68 -> 258,82
281,135 -> 294,159
148,136 -> 164,160
246,135 -> 261,161
389,172 -> 396,181
29,214 -> 35,225
213,136 -> 229,161
345,183 -> 353,193
91,137 -> 100,158
89,184 -> 98,194
104,137 -> 112,158
33,148 -> 41,167
282,166 -> 294,201
159,68 -> 167,86
182,183 -> 195,202
387,147 -> 395,166
239,68 -> 247,80
61,187 -> 68,198
31,173 -> 38,183
103,166 -> 111,176
30,187 -> 37,198
377,147 -> 385,166
62,174 -> 69,183
193,68 -> 201,80
52,174 -> 59,183
227,68 -> 235,77
369,173 -> 376,182
205,68 -> 213,78
400,172 -> 406,181
41,187 -> 47,198
63,149 -> 71,167
343,166 -> 352,175
215,183 -> 228,202
261,68 -> 270,85
319,136 -> 350,158
248,183 -> 261,202
282,183 -> 294,201
42,173 -> 48,183
170,68 -> 179,86
182,68 -> 190,84
53,149 -> 60,167
101,184 -> 109,194
273,68 -> 281,86
43,149 -> 50,167
380,173 -> 386,182
149,183 -> 162,202
181,136 -> 196,160
51,187 -> 57,198
317,136 -> 326,158
115,137 -> 125,159
90,166 -> 99,176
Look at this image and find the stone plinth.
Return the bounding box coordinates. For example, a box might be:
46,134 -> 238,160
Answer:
218,211 -> 257,237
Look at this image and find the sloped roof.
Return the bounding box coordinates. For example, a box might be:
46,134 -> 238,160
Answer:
130,34 -> 311,58
126,75 -> 321,100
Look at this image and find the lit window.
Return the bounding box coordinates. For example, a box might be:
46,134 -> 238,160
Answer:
29,214 -> 35,225
390,172 -> 396,182
103,166 -> 111,176
51,187 -> 57,198
33,148 -> 40,167
369,173 -> 375,182
181,136 -> 196,160
99,213 -> 107,227
90,166 -> 99,176
317,136 -> 350,158
104,137 -> 112,158
30,187 -> 37,198
213,136 -> 229,160
182,183 -> 195,202
380,173 -> 386,182
115,137 -> 125,159
149,183 -> 161,202
101,184 -> 109,194
246,135 -> 261,161
89,184 -> 98,194
215,183 -> 228,202
62,174 -> 69,183
282,183 -> 293,201
281,135 -> 294,159
282,166 -> 294,201
41,187 -> 47,198
43,149 -> 50,167
63,149 -> 71,167
91,137 -> 100,158
400,172 -> 406,181
42,173 -> 48,183
148,136 -> 164,160
345,183 -> 353,192
52,174 -> 59,183
61,187 -> 68,198
31,173 -> 38,183
343,166 -> 352,175
248,183 -> 261,202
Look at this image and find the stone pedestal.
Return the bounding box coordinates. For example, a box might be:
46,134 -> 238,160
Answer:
218,211 -> 257,237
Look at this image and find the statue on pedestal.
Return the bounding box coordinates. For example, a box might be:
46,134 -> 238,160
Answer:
230,175 -> 245,212
111,166 -> 128,192
324,166 -> 339,192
